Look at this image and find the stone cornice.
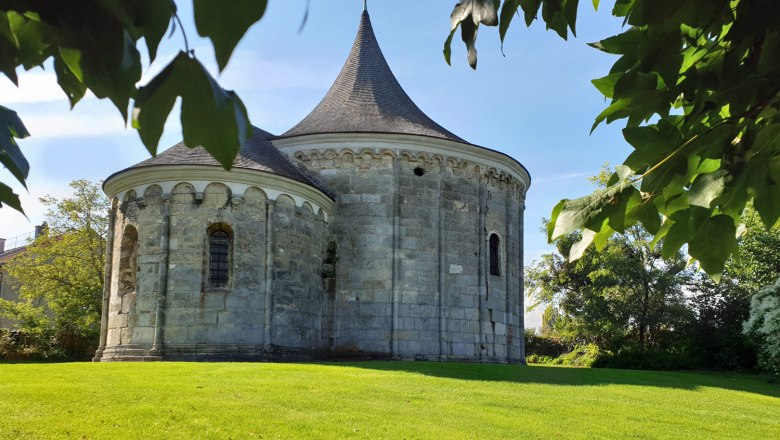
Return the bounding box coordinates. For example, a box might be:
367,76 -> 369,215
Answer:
104,165 -> 334,220
273,132 -> 531,192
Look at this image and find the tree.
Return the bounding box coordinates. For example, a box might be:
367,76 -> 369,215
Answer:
529,197 -> 780,370
447,0 -> 780,277
0,180 -> 108,359
525,170 -> 693,353
688,202 -> 780,369
743,279 -> 780,376
0,1 -> 268,214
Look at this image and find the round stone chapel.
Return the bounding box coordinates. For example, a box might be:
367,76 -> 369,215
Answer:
94,10 -> 531,363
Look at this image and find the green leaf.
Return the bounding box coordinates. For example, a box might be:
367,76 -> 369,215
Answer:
754,124 -> 780,154
0,181 -> 24,214
519,0 -> 543,26
627,198 -> 661,235
7,11 -> 53,70
569,228 -> 596,262
446,0 -> 499,69
593,221 -> 614,251
548,199 -> 566,242
551,181 -> 631,241
688,214 -> 738,277
0,105 -> 30,189
689,170 -> 728,208
53,53 -> 86,108
752,184 -> 780,230
564,0 -> 580,38
95,0 -> 173,61
0,12 -> 18,85
592,98 -> 633,132
607,185 -> 639,234
650,217 -> 674,249
758,29 -> 780,76
770,155 -> 780,184
592,0 -> 600,10
131,0 -> 175,62
543,2 -> 569,40
588,29 -> 640,55
640,155 -> 687,196
591,73 -> 622,99
622,123 -> 682,170
72,21 -> 142,121
133,52 -> 250,169
194,0 -> 267,71
499,0 -> 521,44
717,172 -> 749,217
661,211 -> 689,260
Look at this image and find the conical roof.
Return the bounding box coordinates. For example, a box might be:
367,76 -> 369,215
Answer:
116,127 -> 322,189
282,11 -> 466,143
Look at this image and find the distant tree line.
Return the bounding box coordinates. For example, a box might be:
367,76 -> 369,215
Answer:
525,170 -> 780,374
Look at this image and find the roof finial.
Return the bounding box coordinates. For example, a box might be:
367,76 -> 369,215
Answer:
363,0 -> 367,11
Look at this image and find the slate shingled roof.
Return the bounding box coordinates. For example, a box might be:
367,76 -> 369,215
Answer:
124,127 -> 322,190
282,11 -> 466,143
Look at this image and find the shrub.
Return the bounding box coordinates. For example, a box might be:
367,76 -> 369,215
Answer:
592,345 -> 699,370
556,344 -> 604,367
524,330 -> 570,358
744,278 -> 780,376
525,354 -> 556,364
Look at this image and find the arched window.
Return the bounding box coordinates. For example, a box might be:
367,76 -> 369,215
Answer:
118,226 -> 138,295
208,228 -> 231,288
489,233 -> 501,277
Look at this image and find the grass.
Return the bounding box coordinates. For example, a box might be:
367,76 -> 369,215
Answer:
0,362 -> 778,439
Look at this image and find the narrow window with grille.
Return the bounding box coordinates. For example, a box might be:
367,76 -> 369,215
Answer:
489,233 -> 501,277
209,230 -> 230,287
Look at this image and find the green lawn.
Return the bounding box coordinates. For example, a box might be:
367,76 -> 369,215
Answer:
0,362 -> 778,439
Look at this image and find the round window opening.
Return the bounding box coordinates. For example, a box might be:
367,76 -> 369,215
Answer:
413,167 -> 426,177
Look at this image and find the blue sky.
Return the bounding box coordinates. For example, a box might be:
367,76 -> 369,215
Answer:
0,1 -> 632,324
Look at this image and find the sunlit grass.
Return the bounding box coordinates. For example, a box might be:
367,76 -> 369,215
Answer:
1,362 -> 778,439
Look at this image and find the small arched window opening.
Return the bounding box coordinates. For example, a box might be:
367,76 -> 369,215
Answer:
208,226 -> 232,288
118,226 -> 139,295
489,233 -> 501,277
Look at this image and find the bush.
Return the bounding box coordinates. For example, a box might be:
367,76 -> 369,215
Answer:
525,354 -> 556,364
592,345 -> 699,370
744,278 -> 780,376
0,327 -> 93,362
556,344 -> 604,367
524,330 -> 570,358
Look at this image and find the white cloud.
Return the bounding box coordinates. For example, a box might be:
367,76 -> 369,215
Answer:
22,112 -> 133,138
0,72 -> 67,104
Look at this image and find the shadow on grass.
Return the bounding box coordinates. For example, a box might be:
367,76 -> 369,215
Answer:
328,361 -> 780,399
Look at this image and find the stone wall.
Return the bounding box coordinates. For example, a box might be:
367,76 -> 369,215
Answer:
292,145 -> 527,363
99,181 -> 328,361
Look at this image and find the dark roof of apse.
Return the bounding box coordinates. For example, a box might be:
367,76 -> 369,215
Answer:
117,127 -> 323,190
281,10 -> 467,143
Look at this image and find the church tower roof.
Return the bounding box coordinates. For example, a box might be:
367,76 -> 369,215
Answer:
281,10 -> 466,143
113,127 -> 322,189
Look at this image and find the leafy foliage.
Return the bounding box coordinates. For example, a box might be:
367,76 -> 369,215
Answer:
0,1 -> 267,213
528,193 -> 780,371
447,0 -> 780,277
526,219 -> 692,352
0,180 -> 108,360
744,279 -> 780,376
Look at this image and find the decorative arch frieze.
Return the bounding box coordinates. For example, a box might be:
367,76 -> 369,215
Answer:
104,167 -> 334,222
293,147 -> 528,197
